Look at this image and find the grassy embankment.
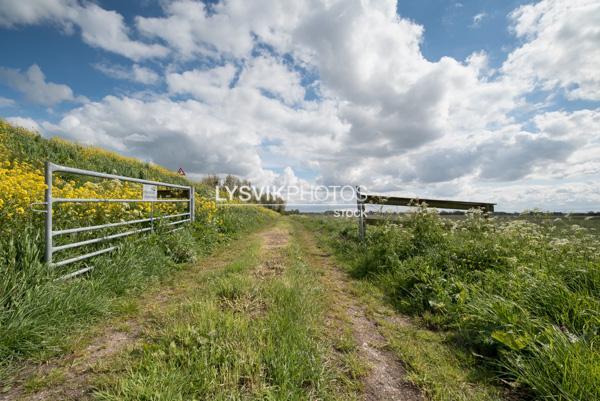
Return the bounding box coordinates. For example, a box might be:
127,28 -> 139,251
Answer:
301,209 -> 600,401
0,120 -> 277,381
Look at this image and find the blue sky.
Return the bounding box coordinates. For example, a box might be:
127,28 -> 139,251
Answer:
0,0 -> 598,211
399,0 -> 528,63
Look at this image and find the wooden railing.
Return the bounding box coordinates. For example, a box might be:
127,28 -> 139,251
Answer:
356,189 -> 495,239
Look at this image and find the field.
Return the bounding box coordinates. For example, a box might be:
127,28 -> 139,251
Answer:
1,120 -> 598,401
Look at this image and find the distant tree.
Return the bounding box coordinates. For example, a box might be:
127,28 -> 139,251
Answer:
201,174 -> 220,188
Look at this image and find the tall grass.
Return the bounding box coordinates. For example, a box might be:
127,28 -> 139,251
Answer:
311,209 -> 600,401
0,208 -> 275,379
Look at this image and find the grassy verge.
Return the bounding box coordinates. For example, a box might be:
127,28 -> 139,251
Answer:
296,215 -> 509,401
352,280 -> 505,401
92,220 -> 356,400
0,207 -> 276,385
299,210 -> 600,400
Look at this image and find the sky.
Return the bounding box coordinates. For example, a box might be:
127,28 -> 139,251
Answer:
0,0 -> 599,212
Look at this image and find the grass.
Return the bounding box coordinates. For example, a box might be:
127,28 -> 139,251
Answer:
0,120 -> 190,186
92,220 -> 357,400
354,280 -> 505,401
298,210 -> 600,401
5,119 -> 596,399
290,220 -> 368,398
0,208 -> 276,384
297,216 -> 505,401
0,120 -> 280,385
0,125 -> 279,383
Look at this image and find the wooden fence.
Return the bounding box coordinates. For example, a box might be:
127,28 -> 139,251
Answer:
356,189 -> 495,239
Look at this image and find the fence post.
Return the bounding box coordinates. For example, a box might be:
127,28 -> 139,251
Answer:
356,186 -> 365,240
45,161 -> 53,265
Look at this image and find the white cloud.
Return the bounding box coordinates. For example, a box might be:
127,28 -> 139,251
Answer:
0,0 -> 168,60
7,116 -> 41,132
166,64 -> 236,102
529,109 -> 600,180
42,81 -> 347,187
0,0 -> 74,27
269,0 -> 523,188
93,63 -> 160,85
503,0 -> 600,100
75,3 -> 168,61
136,0 -> 252,59
0,64 -> 81,106
238,55 -> 305,105
0,96 -> 15,107
471,12 -> 487,28
136,0 -> 311,59
43,94 -> 264,173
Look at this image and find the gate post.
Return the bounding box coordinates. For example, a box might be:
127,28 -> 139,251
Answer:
45,161 -> 53,265
189,186 -> 195,222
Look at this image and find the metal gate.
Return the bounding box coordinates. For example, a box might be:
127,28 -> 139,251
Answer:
44,162 -> 195,278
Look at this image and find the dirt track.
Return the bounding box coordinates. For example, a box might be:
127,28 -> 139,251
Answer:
295,223 -> 422,401
2,221 -> 422,401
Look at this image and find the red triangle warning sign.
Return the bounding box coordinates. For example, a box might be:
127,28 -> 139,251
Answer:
177,168 -> 186,176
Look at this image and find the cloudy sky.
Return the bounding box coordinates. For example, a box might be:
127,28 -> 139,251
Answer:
0,0 -> 599,211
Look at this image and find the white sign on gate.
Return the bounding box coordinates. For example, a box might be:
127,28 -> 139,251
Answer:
142,184 -> 157,200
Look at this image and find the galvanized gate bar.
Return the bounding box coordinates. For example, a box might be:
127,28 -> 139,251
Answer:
50,163 -> 190,189
53,226 -> 153,252
165,218 -> 191,226
44,161 -> 195,274
52,246 -> 118,268
53,212 -> 190,236
57,266 -> 96,280
52,198 -> 189,203
45,162 -> 53,265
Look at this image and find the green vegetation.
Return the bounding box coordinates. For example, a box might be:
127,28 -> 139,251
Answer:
93,221 -> 354,400
0,121 -> 277,383
338,278 -> 505,401
0,120 -> 190,185
1,209 -> 274,376
3,120 -> 598,400
303,209 -> 600,401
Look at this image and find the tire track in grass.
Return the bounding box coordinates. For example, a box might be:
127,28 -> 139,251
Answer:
7,219 -> 406,400
254,226 -> 289,279
293,220 -> 423,401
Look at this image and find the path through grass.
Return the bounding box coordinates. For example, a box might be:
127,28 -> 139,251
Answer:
92,219 -> 358,400
3,216 -> 514,401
